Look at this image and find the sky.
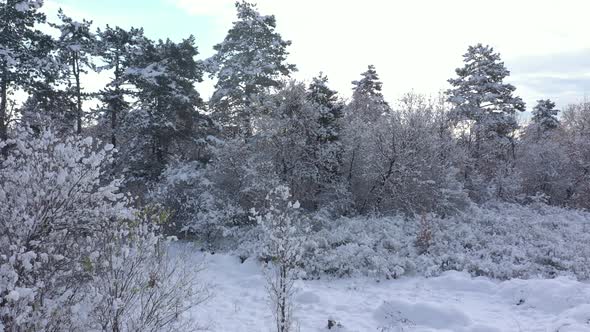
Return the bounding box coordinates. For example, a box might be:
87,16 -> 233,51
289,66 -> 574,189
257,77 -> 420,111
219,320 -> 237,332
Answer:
43,0 -> 590,114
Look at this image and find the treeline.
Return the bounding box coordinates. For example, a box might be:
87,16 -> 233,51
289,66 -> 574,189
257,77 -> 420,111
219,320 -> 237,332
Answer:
2,0 -> 590,237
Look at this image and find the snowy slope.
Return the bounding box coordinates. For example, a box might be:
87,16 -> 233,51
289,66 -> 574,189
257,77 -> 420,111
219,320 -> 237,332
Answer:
181,249 -> 590,332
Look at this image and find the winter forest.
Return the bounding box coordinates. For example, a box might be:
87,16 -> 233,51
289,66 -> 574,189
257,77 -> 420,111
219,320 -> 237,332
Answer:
1,0 -> 590,331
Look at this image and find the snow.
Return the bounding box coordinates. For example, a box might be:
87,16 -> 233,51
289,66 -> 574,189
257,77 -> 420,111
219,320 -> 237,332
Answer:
14,1 -> 30,12
182,248 -> 590,332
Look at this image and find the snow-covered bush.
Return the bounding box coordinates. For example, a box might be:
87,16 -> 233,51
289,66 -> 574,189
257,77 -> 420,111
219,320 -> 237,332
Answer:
0,127 -> 130,331
89,205 -> 210,332
153,160 -> 244,245
428,203 -> 590,280
0,127 -> 209,331
300,215 -> 417,279
293,203 -> 590,280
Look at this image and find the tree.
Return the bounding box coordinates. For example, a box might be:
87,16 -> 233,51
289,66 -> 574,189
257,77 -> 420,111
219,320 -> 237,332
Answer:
52,9 -> 97,134
560,101 -> 590,208
207,1 -> 296,137
447,44 -> 526,200
307,74 -> 346,206
531,99 -> 559,137
90,206 -> 210,332
343,92 -> 468,215
518,99 -> 565,203
0,0 -> 53,141
342,65 -> 392,210
256,82 -> 338,209
96,25 -> 146,147
447,44 -> 525,134
123,36 -> 207,180
307,72 -> 343,143
349,65 -> 390,123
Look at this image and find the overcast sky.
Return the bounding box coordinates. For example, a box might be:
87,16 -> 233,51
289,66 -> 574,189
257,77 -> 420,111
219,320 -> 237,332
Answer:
45,0 -> 590,113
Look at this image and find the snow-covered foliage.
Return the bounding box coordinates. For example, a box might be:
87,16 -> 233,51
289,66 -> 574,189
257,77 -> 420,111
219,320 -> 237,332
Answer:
3,3 -> 590,330
559,101 -> 590,209
343,92 -> 469,215
349,65 -> 391,122
292,203 -> 590,280
0,0 -> 54,140
255,81 -> 349,210
0,127 -> 129,330
207,1 -> 296,136
531,99 -> 560,135
121,36 -> 210,181
447,44 -> 526,202
0,127 -> 207,331
153,160 -> 244,244
88,206 -> 209,332
51,9 -> 97,134
253,186 -> 307,332
447,44 -> 525,125
95,25 -> 146,147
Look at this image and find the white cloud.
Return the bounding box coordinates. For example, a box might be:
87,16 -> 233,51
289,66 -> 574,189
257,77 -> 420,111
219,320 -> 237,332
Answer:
174,0 -> 590,109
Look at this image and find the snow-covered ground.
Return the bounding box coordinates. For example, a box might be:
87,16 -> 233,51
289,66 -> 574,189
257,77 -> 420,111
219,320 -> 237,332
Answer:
182,249 -> 590,332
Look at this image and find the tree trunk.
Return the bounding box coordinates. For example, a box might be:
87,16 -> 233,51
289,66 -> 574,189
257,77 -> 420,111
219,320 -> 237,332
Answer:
111,99 -> 117,146
279,265 -> 288,332
0,61 -> 7,141
111,58 -> 120,147
74,53 -> 82,134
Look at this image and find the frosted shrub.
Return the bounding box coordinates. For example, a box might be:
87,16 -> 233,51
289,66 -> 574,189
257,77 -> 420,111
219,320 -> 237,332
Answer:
89,206 -> 210,332
0,127 -> 130,331
301,216 -> 417,279
154,161 -> 243,245
253,186 -> 307,332
0,127 -> 209,331
296,203 -> 590,280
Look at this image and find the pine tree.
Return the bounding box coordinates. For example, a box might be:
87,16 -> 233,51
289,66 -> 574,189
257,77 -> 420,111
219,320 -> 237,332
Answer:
207,1 -> 296,137
531,99 -> 559,135
0,0 -> 53,141
124,36 -> 205,178
307,74 -> 345,205
447,44 -> 526,200
447,44 -> 525,140
97,25 -> 146,147
52,9 -> 97,134
349,65 -> 390,122
308,73 -> 343,143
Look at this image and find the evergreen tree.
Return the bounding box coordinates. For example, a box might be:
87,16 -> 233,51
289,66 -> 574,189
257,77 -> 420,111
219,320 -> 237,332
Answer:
207,1 -> 296,137
349,65 -> 390,122
447,44 -> 525,140
124,36 -> 206,178
19,82 -> 73,135
307,73 -> 343,143
0,0 -> 53,141
97,25 -> 146,147
52,9 -> 97,134
531,99 -> 559,135
447,44 -> 525,200
307,74 -> 345,204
